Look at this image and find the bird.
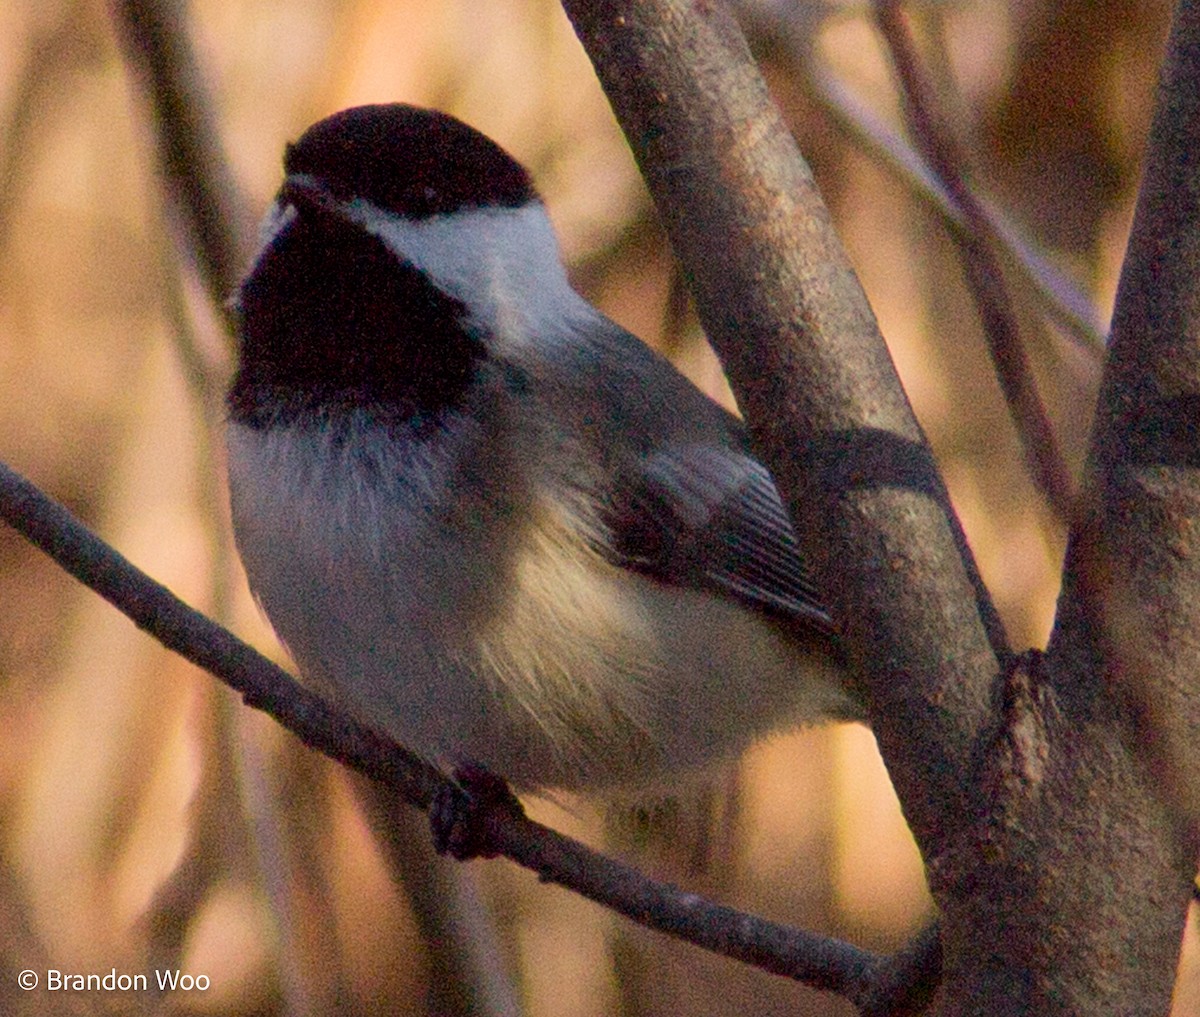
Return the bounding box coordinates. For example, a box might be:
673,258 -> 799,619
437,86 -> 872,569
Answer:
225,103 -> 858,795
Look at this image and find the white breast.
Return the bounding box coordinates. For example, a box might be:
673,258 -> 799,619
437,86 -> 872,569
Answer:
226,415 -> 852,792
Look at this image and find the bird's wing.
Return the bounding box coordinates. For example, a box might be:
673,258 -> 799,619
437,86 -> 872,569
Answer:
603,442 -> 838,643
553,311 -> 837,645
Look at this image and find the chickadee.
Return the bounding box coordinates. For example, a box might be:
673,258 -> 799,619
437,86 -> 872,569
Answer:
226,103 -> 859,793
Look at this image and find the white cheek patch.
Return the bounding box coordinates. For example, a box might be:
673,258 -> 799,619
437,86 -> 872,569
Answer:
351,199 -> 583,353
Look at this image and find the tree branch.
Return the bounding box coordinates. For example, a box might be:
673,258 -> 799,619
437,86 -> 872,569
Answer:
1041,0 -> 1200,982
108,0 -> 251,324
897,0 -> 1199,1007
559,0 -> 1002,880
1066,0 -> 1200,824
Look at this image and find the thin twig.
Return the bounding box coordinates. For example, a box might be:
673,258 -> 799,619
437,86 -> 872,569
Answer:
108,0 -> 250,327
736,2 -> 1107,358
859,920 -> 941,1016
0,458 -> 890,1002
804,63 -> 1107,358
872,0 -> 1077,520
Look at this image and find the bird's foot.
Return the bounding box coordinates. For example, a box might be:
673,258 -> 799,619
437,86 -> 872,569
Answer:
430,762 -> 524,860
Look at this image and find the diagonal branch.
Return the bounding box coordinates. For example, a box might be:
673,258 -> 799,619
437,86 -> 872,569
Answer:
802,62 -> 1107,360
871,0 -> 1076,519
735,1 -> 1107,359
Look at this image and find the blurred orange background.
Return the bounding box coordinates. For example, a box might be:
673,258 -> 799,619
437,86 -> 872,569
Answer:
0,1 -> 1190,1014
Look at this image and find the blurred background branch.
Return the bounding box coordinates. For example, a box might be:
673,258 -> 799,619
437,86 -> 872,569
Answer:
741,2 -> 1108,357
108,0 -> 250,328
872,0 -> 1076,519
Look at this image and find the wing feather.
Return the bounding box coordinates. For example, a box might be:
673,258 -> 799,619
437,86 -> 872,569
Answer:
605,442 -> 837,642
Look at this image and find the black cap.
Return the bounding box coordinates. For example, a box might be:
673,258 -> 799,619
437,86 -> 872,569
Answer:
284,104 -> 537,219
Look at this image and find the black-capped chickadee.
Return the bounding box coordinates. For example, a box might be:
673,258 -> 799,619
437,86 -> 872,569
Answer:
226,103 -> 859,793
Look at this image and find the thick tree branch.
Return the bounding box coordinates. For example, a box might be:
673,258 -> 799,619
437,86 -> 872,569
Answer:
1035,0 -> 1200,995
1064,0 -> 1200,824
0,458 -> 891,1002
896,0 -> 1198,1009
559,0 -> 1001,886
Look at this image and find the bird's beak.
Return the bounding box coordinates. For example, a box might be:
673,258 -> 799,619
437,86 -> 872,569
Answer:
278,173 -> 353,228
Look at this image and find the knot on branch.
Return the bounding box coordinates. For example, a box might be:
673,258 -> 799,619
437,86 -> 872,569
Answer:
991,649 -> 1053,796
928,650 -> 1057,896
